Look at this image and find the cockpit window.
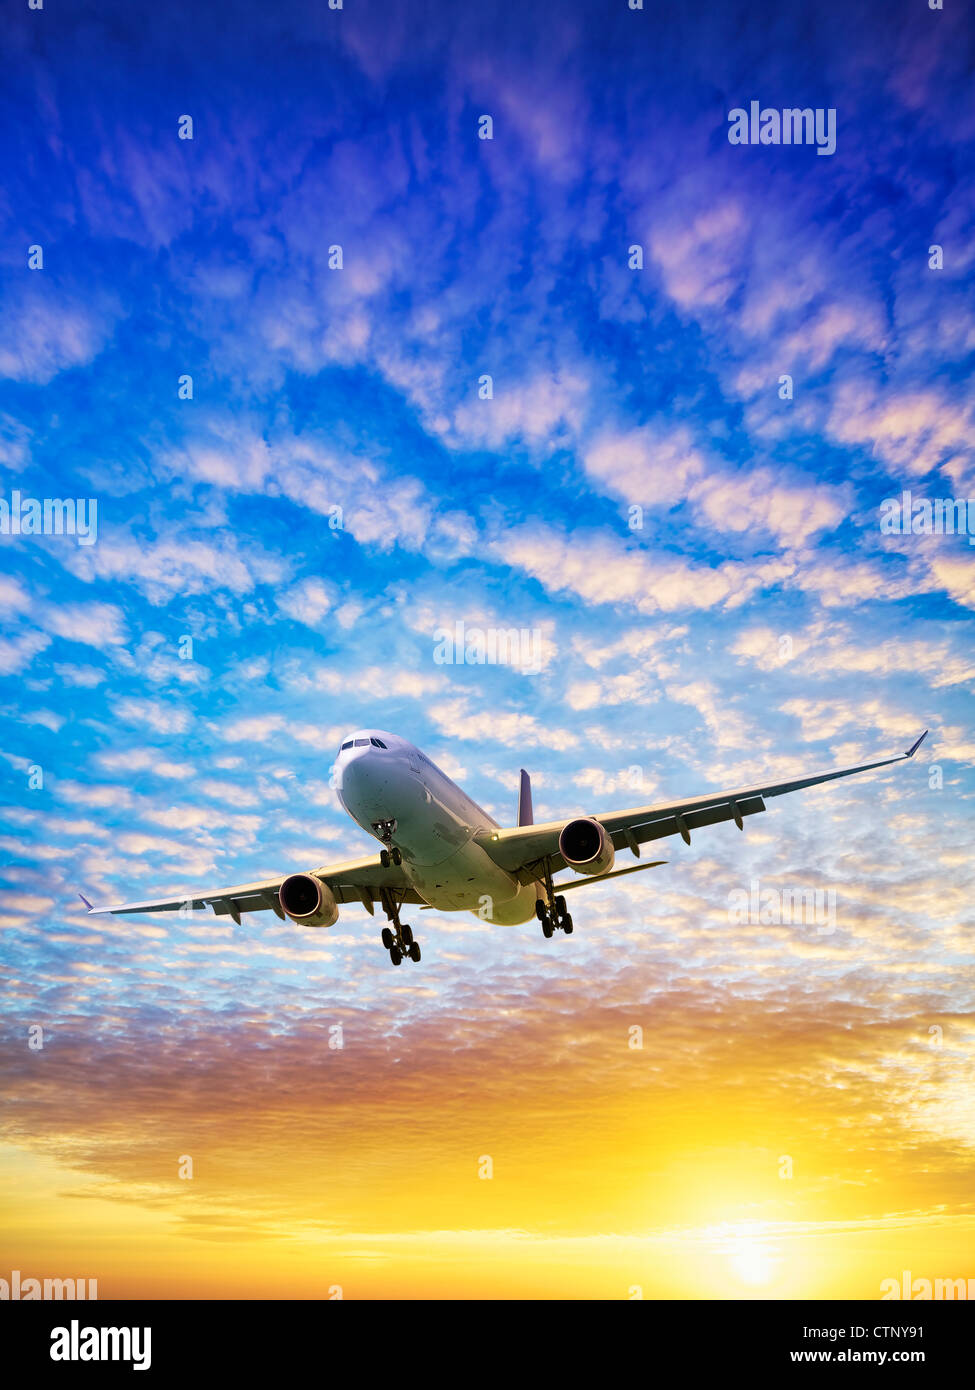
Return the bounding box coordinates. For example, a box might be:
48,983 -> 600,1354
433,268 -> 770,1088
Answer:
341,741 -> 353,750
354,738 -> 369,747
371,738 -> 387,748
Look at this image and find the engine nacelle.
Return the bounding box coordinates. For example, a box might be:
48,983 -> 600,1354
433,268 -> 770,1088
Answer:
558,817 -> 615,876
278,873 -> 339,928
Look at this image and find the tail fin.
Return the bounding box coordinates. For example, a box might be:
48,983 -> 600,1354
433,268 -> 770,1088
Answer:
518,769 -> 533,826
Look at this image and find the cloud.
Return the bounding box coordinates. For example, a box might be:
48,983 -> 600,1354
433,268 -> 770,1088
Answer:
95,748 -> 196,779
828,382 -> 975,491
112,697 -> 193,735
53,663 -> 107,688
649,199 -> 750,311
495,524 -> 794,614
63,531 -> 285,605
583,424 -> 708,510
928,553 -> 975,612
779,696 -> 918,745
39,601 -> 128,648
730,621 -> 975,690
583,427 -> 848,547
689,467 -> 848,548
0,576 -> 32,614
15,708 -> 64,732
428,696 -> 579,751
277,577 -> 336,628
449,371 -> 589,451
161,424 -> 476,557
0,630 -> 50,675
0,286 -> 117,384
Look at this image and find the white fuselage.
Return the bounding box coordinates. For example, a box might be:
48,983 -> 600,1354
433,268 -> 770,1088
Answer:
335,729 -> 539,924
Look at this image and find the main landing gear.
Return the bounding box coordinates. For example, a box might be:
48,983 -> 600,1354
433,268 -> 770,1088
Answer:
379,888 -> 420,966
536,860 -> 573,938
536,894 -> 573,937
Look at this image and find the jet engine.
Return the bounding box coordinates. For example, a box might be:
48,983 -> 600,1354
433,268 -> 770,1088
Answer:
558,817 -> 615,876
278,873 -> 340,928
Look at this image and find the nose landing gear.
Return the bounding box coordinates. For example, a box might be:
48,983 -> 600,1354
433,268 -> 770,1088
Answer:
374,820 -> 403,868
379,888 -> 420,965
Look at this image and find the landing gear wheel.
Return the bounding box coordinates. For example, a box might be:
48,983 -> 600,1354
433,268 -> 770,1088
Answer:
391,847 -> 402,866
379,891 -> 420,965
380,849 -> 390,868
536,890 -> 575,938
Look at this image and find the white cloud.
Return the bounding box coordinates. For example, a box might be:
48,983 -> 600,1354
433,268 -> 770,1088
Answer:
0,292 -> 116,384
161,423 -> 476,558
63,532 -> 283,605
428,696 -> 578,751
583,424 -> 708,510
449,371 -> 589,451
96,748 -> 197,779
494,524 -> 794,615
112,697 -> 193,735
16,708 -> 64,732
39,600 -> 128,648
928,553 -> 975,612
277,577 -> 335,628
53,663 -> 107,687
582,425 -> 847,547
828,381 -> 975,490
649,199 -> 749,311
689,467 -> 848,547
0,630 -> 50,675
0,575 -> 32,614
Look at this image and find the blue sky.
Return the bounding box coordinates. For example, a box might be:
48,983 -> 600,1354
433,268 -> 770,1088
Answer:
1,0 -> 974,1296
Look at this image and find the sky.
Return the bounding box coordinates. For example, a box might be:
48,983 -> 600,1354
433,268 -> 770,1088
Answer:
1,0 -> 974,1300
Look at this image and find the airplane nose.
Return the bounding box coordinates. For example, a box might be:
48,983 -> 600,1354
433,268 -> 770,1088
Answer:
340,746 -> 388,801
339,746 -> 414,821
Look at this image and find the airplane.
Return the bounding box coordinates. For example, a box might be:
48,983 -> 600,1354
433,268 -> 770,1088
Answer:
81,726 -> 929,966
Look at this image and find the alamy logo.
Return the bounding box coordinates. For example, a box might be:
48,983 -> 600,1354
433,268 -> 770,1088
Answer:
881,1271 -> 975,1300
50,1320 -> 151,1371
728,102 -> 836,156
0,489 -> 97,545
433,620 -> 543,674
880,490 -> 975,545
728,877 -> 836,934
1,1269 -> 97,1300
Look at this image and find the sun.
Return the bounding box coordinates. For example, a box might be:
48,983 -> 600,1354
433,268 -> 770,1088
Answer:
728,1235 -> 777,1287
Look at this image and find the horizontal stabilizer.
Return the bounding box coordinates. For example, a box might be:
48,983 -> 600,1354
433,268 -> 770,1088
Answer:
557,860 -> 667,892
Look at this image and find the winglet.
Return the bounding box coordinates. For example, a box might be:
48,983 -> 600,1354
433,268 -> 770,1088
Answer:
905,730 -> 929,759
78,893 -> 93,911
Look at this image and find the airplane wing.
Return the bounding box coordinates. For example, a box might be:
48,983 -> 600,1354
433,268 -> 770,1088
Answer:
81,853 -> 423,922
478,731 -> 929,883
